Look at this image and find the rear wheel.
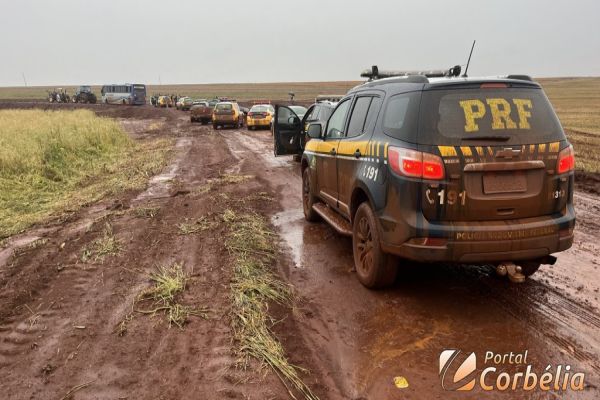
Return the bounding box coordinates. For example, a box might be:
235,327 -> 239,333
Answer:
302,168 -> 320,222
353,202 -> 398,288
213,123 -> 218,129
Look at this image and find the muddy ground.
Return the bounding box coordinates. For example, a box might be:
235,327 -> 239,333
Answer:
0,103 -> 599,399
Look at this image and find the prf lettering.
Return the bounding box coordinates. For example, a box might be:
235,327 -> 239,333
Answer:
459,98 -> 532,132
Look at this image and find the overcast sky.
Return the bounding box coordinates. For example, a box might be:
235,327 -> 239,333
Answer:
1,0 -> 599,86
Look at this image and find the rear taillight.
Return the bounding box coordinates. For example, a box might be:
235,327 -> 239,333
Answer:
388,146 -> 445,180
557,144 -> 575,174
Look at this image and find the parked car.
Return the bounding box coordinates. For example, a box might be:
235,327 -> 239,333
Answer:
176,97 -> 193,111
247,104 -> 275,130
212,102 -> 244,129
274,67 -> 575,288
158,95 -> 172,108
190,101 -> 212,124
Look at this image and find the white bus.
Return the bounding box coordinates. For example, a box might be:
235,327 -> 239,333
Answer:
100,84 -> 146,105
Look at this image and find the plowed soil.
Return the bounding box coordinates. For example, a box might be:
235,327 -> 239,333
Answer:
0,103 -> 599,399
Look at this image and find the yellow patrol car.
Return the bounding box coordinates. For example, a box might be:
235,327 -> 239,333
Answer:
247,104 -> 275,130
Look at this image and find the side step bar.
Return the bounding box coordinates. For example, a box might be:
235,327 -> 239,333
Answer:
312,203 -> 352,236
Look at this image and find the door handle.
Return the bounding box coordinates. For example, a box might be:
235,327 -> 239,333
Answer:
354,150 -> 361,159
330,148 -> 336,155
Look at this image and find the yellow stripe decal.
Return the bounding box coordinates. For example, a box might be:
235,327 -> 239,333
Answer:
385,142 -> 389,159
476,146 -> 484,157
460,146 -> 473,157
438,146 -> 458,157
539,143 -> 547,153
549,141 -> 560,152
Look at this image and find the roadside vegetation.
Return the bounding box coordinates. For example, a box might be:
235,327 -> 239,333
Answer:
224,209 -> 318,400
0,109 -> 171,238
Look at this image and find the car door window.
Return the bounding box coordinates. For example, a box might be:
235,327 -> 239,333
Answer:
326,100 -> 351,139
346,97 -> 373,137
277,107 -> 294,124
363,96 -> 383,133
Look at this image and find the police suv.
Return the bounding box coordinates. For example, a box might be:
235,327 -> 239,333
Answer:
273,66 -> 575,288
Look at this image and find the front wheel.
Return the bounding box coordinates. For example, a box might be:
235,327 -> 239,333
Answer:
352,202 -> 398,288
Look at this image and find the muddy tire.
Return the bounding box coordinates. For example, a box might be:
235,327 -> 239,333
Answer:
352,202 -> 397,288
520,261 -> 541,277
302,168 -> 320,222
213,124 -> 218,130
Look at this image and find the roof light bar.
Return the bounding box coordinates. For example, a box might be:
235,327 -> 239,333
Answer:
361,65 -> 462,81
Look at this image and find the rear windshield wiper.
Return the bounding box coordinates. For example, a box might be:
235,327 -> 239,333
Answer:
461,135 -> 511,141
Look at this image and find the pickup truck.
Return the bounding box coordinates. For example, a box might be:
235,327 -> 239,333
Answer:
190,102 -> 213,124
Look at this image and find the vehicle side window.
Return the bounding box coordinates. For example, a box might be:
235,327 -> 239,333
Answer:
363,96 -> 383,133
326,100 -> 351,139
305,106 -> 316,121
346,97 -> 373,138
382,92 -> 421,142
312,106 -> 321,121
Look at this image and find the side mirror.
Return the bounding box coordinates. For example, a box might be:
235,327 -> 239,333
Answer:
307,123 -> 322,139
288,115 -> 300,125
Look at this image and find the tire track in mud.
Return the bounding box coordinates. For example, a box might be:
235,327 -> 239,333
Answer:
0,113 -> 292,399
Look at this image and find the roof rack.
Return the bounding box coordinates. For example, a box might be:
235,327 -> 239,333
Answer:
361,65 -> 462,81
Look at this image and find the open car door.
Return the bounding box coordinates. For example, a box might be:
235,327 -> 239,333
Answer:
274,105 -> 303,156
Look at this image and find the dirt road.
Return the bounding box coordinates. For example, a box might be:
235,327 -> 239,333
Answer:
0,104 -> 599,399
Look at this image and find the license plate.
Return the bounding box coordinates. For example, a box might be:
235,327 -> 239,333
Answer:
483,172 -> 527,194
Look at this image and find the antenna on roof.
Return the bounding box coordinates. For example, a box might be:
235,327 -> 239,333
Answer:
462,40 -> 476,77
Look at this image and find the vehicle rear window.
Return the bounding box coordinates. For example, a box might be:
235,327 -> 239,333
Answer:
251,105 -> 268,112
216,104 -> 232,110
418,87 -> 565,145
382,91 -> 421,142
